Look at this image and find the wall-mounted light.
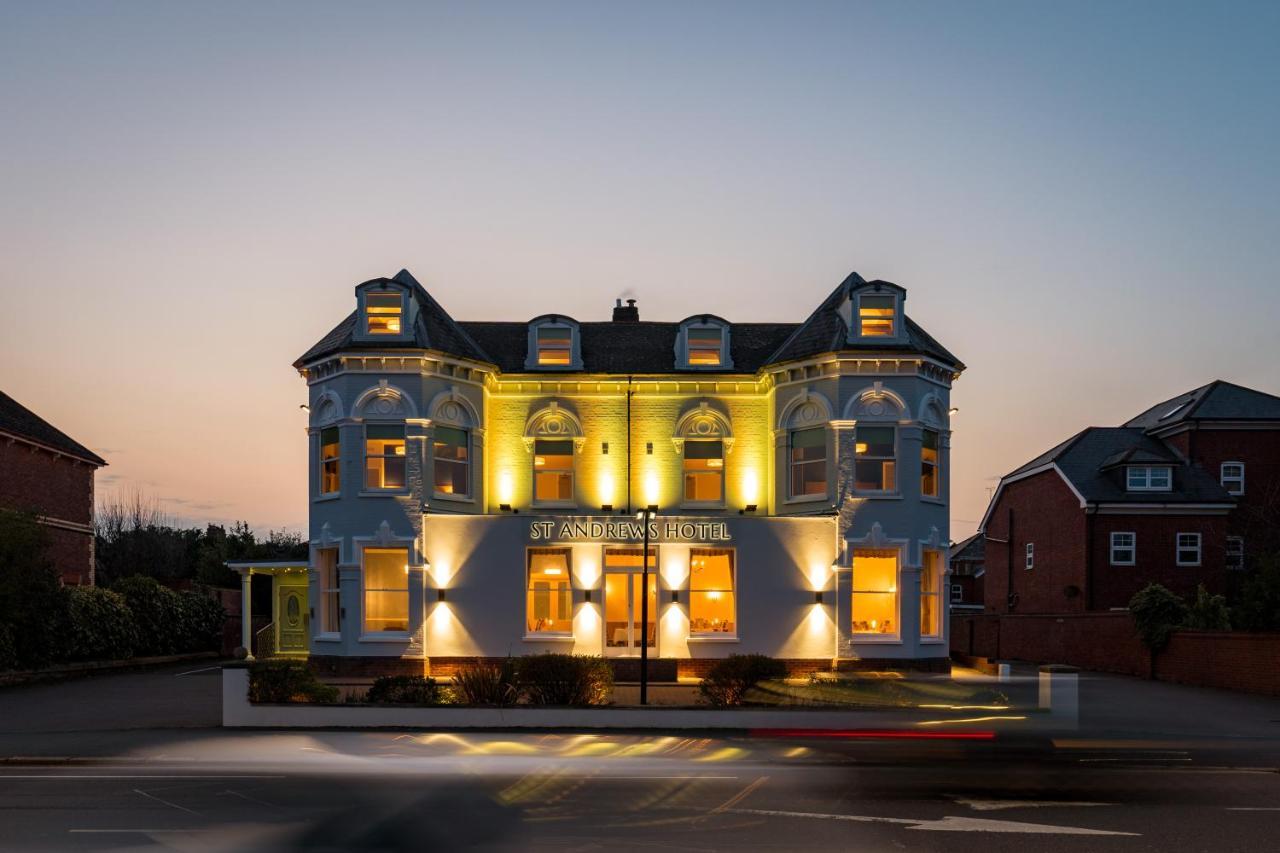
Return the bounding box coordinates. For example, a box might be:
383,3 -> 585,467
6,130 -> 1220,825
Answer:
738,504 -> 758,515
299,404 -> 310,412
814,590 -> 824,604
601,442 -> 609,455
499,503 -> 518,513
670,590 -> 680,603
948,407 -> 960,416
584,589 -> 593,603
437,589 -> 447,603
601,504 -> 613,512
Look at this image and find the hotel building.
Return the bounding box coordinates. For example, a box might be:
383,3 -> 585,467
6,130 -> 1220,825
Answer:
251,269 -> 964,677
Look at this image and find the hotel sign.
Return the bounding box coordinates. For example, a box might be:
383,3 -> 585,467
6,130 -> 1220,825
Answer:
529,517 -> 731,543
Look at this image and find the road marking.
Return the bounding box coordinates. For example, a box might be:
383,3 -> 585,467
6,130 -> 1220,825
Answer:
953,797 -> 1111,811
727,808 -> 1138,835
173,666 -> 221,677
0,775 -> 286,779
69,829 -> 208,834
1227,807 -> 1280,811
709,775 -> 768,814
133,788 -> 199,815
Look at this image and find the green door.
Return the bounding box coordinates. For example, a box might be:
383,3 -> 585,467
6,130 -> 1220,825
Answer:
277,585 -> 309,655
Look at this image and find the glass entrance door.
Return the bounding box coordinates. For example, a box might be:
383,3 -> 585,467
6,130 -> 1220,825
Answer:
603,548 -> 657,655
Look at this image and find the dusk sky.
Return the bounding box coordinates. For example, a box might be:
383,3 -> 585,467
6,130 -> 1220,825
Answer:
3,1 -> 1278,537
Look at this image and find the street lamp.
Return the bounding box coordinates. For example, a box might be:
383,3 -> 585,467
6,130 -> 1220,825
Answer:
635,504 -> 658,705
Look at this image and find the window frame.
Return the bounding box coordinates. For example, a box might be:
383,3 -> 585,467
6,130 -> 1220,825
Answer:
1110,531 -> 1136,566
362,289 -> 406,337
788,426 -> 828,501
950,583 -> 964,604
363,423 -> 408,492
1176,532 -> 1202,567
857,292 -> 898,338
360,545 -> 410,636
853,425 -> 898,495
688,548 -> 736,638
525,318 -> 582,370
1127,465 -> 1172,491
319,426 -> 341,496
1025,542 -> 1035,570
850,548 -> 901,639
1226,536 -> 1245,571
526,546 -> 574,638
919,550 -> 943,640
431,425 -> 471,500
532,437 -> 577,507
1220,462 -> 1245,496
920,428 -> 940,499
316,547 -> 341,637
681,438 -> 726,507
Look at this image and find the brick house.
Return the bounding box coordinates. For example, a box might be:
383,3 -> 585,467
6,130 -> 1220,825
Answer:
947,533 -> 984,609
0,391 -> 106,585
979,381 -> 1279,615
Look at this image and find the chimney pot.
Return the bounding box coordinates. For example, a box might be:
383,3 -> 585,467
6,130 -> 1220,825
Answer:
612,298 -> 639,323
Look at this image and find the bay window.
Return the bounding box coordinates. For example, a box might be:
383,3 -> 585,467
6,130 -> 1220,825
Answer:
317,547 -> 340,634
851,550 -> 898,636
362,547 -> 408,633
319,427 -> 340,494
920,550 -> 942,639
432,426 -> 470,497
683,439 -> 724,503
689,548 -> 735,635
527,548 -> 573,635
921,428 -> 939,498
854,426 -> 896,492
364,425 -> 406,490
533,439 -> 575,504
789,427 -> 827,498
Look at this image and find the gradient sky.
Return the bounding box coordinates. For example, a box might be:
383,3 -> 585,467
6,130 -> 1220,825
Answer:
3,1 -> 1278,537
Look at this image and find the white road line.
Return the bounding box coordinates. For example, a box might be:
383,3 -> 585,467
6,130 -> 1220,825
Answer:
133,788 -> 199,815
1227,807 -> 1280,811
953,798 -> 1111,811
0,775 -> 286,779
69,829 -> 209,834
727,808 -> 1139,835
174,666 -> 221,677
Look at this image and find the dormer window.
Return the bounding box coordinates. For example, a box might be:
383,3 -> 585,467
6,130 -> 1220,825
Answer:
525,316 -> 582,370
688,328 -> 723,366
676,316 -> 732,370
364,291 -> 404,335
858,294 -> 896,337
1127,465 -> 1171,491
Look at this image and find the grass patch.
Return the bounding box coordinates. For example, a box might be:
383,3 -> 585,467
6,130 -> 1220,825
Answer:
743,673 -> 1009,709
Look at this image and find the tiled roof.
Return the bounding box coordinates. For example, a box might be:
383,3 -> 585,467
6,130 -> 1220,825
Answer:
949,532 -> 985,562
0,391 -> 105,466
1124,380 -> 1280,429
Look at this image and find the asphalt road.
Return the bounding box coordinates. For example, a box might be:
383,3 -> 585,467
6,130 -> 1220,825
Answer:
0,664 -> 1277,851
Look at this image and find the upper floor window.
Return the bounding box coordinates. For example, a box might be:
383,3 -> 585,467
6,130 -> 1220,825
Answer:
854,426 -> 896,492
1127,465 -> 1171,491
921,429 -> 940,498
1176,532 -> 1201,566
432,426 -> 470,497
364,291 -> 404,335
676,317 -> 732,369
950,583 -> 964,604
1220,462 -> 1245,495
364,424 -> 407,490
683,439 -> 724,504
920,550 -> 943,639
858,294 -> 896,337
1025,542 -> 1035,570
789,427 -> 827,498
319,427 -> 340,495
536,326 -> 573,366
1110,531 -> 1136,566
533,438 -> 575,504
687,327 -> 724,365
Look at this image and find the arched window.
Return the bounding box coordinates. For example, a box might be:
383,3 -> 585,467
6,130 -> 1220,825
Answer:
779,390 -> 833,500
428,389 -> 478,500
525,402 -> 584,506
845,385 -> 906,495
354,383 -> 416,492
674,402 -> 733,507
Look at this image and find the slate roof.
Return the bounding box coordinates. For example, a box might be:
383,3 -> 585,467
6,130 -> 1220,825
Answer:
0,391 -> 106,466
1124,380 -> 1280,430
1007,427 -> 1230,505
294,270 -> 964,374
949,533 -> 985,563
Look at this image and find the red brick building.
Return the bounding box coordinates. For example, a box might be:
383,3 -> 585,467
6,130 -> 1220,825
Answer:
947,533 -> 985,609
0,391 -> 106,585
979,381 -> 1279,614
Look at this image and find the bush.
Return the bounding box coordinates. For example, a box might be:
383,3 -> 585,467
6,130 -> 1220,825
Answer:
0,510 -> 71,669
248,660 -> 339,704
1233,554 -> 1280,631
366,675 -> 447,705
66,586 -> 138,661
699,654 -> 789,706
113,576 -> 182,656
174,589 -> 226,653
1185,584 -> 1231,631
517,654 -> 613,706
1129,583 -> 1190,651
452,658 -> 519,706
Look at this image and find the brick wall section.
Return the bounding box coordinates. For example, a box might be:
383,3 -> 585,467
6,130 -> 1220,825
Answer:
952,613 -> 1280,696
0,440 -> 96,585
984,470 -> 1087,614
1090,513 -> 1228,607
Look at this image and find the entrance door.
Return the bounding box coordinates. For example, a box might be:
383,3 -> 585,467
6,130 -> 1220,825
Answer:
277,585 -> 309,655
603,548 -> 657,655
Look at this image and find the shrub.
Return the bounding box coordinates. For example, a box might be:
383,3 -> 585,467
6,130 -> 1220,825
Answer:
248,660 -> 339,704
1233,554 -> 1280,631
1185,584 -> 1231,631
66,586 -> 138,662
174,589 -> 226,653
452,658 -> 519,706
0,510 -> 71,669
699,654 -> 788,706
1129,583 -> 1190,651
517,654 -> 613,706
366,675 -> 447,705
113,576 -> 182,656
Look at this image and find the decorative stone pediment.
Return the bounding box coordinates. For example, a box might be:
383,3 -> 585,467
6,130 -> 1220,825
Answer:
428,385 -> 477,428
354,379 -> 419,419
672,400 -> 734,454
779,387 -> 834,429
845,381 -> 909,421
523,401 -> 585,452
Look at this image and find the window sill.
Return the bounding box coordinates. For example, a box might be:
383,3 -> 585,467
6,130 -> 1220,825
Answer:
919,638 -> 946,645
680,502 -> 726,511
431,492 -> 474,503
1176,563 -> 1202,568
852,492 -> 902,500
687,635 -> 739,643
358,633 -> 411,643
850,636 -> 903,644
313,493 -> 342,503
784,494 -> 829,505
314,633 -> 342,643
920,496 -> 945,506
523,634 -> 574,642
358,490 -> 411,498
532,501 -> 578,511
1110,562 -> 1135,567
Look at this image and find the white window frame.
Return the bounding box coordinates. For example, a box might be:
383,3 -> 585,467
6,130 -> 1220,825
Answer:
363,423 -> 408,492
532,437 -> 577,508
788,426 -> 828,500
1176,532 -> 1202,567
1220,462 -> 1245,496
1110,531 -> 1136,566
316,547 -> 341,637
676,319 -> 733,370
361,288 -> 406,337
857,291 -> 898,338
682,438 -> 726,508
525,317 -> 582,370
431,425 -> 471,500
850,548 -> 901,640
921,427 -> 940,498
1127,465 -> 1172,491
688,548 -> 737,638
360,545 -> 410,636
1226,536 -> 1245,571
919,550 -> 943,639
1025,542 -> 1034,570
526,546 -> 574,638
854,424 -> 898,494
318,426 -> 341,496
950,583 -> 964,604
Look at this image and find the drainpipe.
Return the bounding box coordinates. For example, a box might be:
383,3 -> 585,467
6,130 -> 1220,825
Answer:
1084,506 -> 1095,611
1005,507 -> 1015,614
626,376 -> 633,513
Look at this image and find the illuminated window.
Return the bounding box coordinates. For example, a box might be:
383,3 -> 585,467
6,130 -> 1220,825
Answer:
1127,466 -> 1171,490
921,429 -> 939,498
364,291 -> 403,335
533,438 -> 575,504
316,548 -> 340,634
536,326 -> 573,366
432,426 -> 469,497
319,427 -> 340,495
1221,462 -> 1244,495
689,548 -> 735,636
364,425 -> 407,490
687,327 -> 724,366
854,426 -> 896,492
858,294 -> 896,337
851,550 -> 898,636
789,427 -> 827,498
683,439 -> 724,504
1110,531 -> 1136,566
1025,542 -> 1035,570
362,547 -> 408,633
1226,536 -> 1245,571
527,548 -> 573,636
1176,532 -> 1201,566
920,550 -> 942,638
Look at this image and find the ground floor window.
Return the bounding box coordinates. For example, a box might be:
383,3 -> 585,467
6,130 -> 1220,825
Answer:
851,549 -> 898,636
604,547 -> 657,651
689,548 -> 735,635
317,547 -> 340,634
1111,531 -> 1136,566
527,547 -> 573,635
363,547 -> 409,633
920,550 -> 942,638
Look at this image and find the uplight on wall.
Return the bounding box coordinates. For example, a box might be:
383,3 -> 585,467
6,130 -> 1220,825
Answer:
742,469 -> 759,506
498,471 -> 514,506
598,471 -> 615,508
643,470 -> 660,506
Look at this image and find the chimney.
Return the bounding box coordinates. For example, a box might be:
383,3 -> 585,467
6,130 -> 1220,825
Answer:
612,298 -> 639,323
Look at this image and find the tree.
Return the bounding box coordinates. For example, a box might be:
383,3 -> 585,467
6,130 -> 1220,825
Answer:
0,510 -> 71,669
1129,583 -> 1189,652
1184,583 -> 1231,631
1233,554 -> 1280,631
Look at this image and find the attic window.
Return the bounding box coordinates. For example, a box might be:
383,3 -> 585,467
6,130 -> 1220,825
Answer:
687,327 -> 724,366
536,326 -> 573,366
858,294 -> 896,337
365,292 -> 403,335
1126,465 -> 1171,491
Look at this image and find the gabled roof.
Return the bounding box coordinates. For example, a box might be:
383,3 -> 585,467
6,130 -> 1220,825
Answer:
1124,380 -> 1280,430
949,533 -> 985,562
0,391 -> 106,466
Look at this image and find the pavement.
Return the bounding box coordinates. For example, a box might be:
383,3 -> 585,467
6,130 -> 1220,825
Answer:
0,663 -> 1277,851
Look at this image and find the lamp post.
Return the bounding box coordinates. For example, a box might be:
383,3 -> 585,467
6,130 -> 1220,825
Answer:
636,504 -> 657,705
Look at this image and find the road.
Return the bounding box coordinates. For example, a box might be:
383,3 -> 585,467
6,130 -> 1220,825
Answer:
0,664 -> 1277,851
